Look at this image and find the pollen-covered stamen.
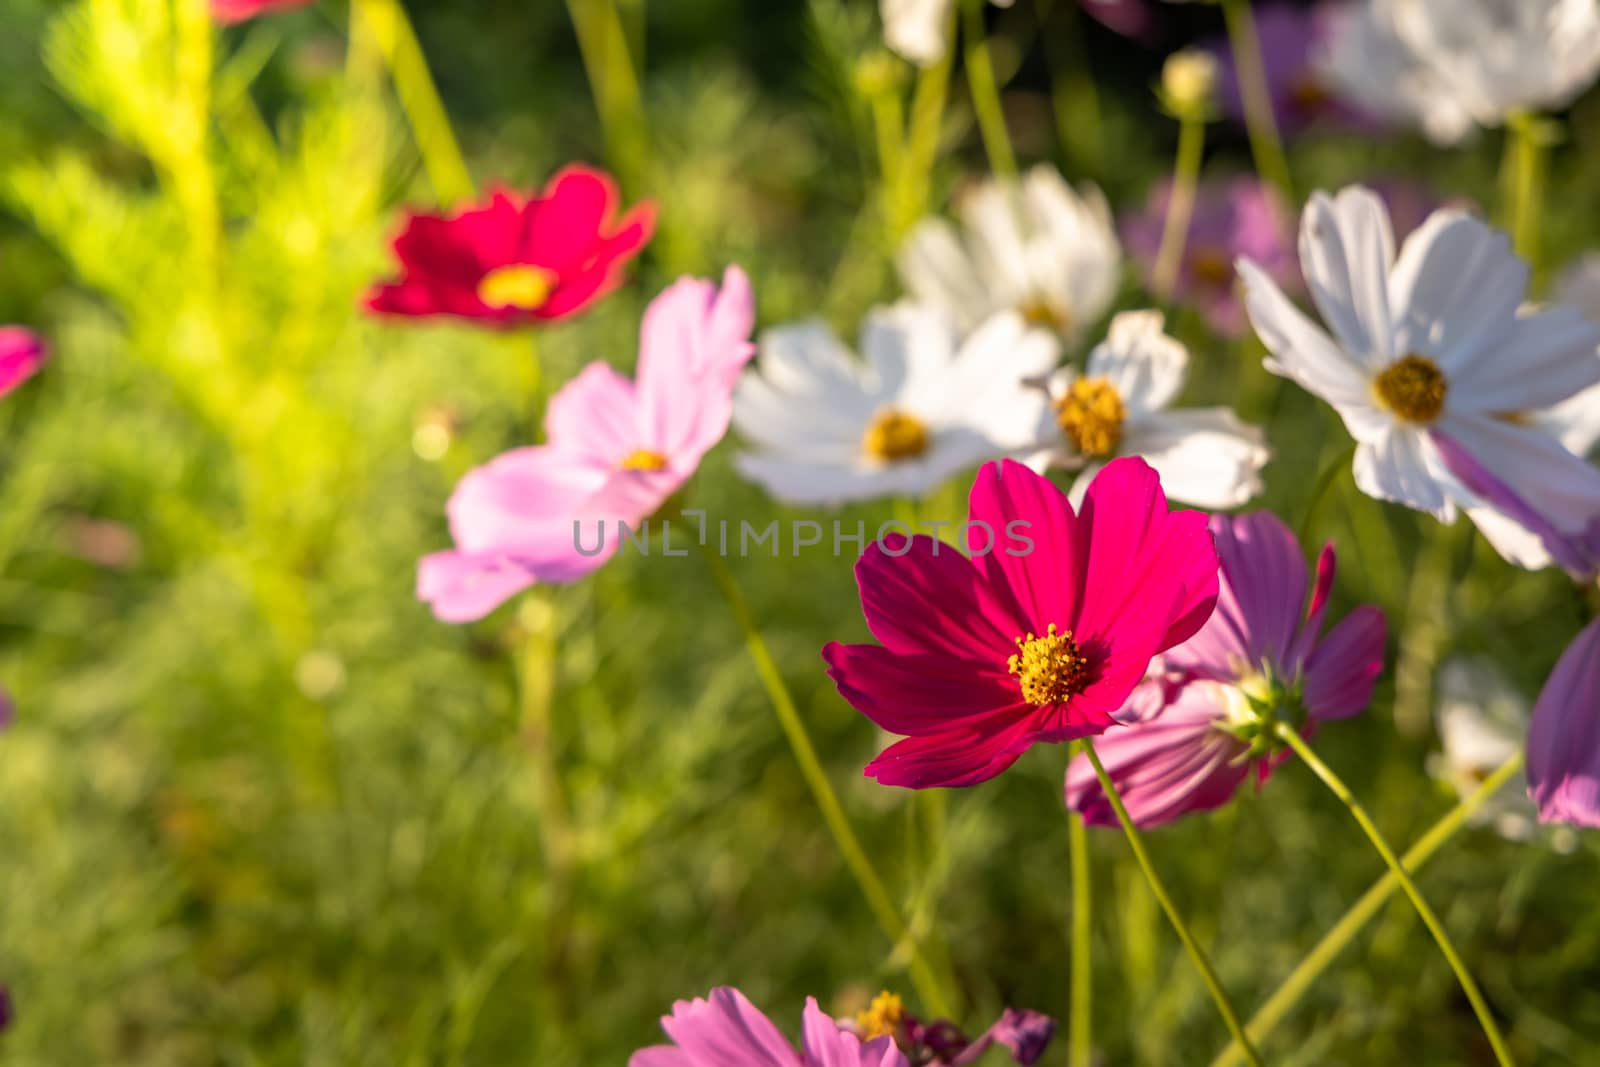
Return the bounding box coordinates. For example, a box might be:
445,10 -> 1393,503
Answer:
619,449 -> 669,471
477,264 -> 557,310
1008,623 -> 1090,705
1372,353 -> 1448,424
1019,295 -> 1072,332
1055,376 -> 1127,458
862,408 -> 929,463
855,991 -> 904,1041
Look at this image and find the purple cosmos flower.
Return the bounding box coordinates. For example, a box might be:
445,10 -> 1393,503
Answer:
851,991 -> 1055,1066
1527,617 -> 1600,830
1122,177 -> 1297,338
629,987 -> 908,1067
1066,511 -> 1386,828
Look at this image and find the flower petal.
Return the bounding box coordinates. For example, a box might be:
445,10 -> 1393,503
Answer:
1302,605 -> 1387,721
1298,186 -> 1396,367
1527,617 -> 1600,829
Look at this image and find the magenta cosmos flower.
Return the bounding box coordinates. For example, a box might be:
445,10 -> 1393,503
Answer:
366,165 -> 654,327
1528,617 -> 1600,829
1122,177 -> 1298,338
1066,511 -> 1386,828
212,0 -> 312,22
823,457 -> 1219,789
417,267 -> 754,621
0,327 -> 46,397
1201,2 -> 1378,135
630,987 -> 908,1067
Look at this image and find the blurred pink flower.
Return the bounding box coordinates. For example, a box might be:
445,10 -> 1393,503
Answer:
417,267 -> 754,621
212,0 -> 313,23
629,987 -> 908,1067
0,327 -> 46,398
1121,177 -> 1297,338
824,457 -> 1219,789
1527,617 -> 1600,829
1066,511 -> 1386,828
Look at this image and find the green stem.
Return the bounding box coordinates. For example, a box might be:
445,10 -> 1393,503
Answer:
1218,0 -> 1293,199
1082,741 -> 1263,1065
1507,112 -> 1547,273
1297,443 -> 1355,546
1068,777 -> 1093,1067
700,548 -> 954,1017
1152,116 -> 1206,299
962,0 -> 1017,179
351,0 -> 475,202
565,0 -> 649,192
1210,751 -> 1526,1067
894,28 -> 956,240
1273,724 -> 1518,1067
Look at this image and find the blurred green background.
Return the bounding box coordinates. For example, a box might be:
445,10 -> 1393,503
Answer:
0,0 -> 1597,1063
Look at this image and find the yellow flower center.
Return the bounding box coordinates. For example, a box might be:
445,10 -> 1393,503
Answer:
862,408 -> 929,463
1372,353 -> 1448,424
1008,624 -> 1090,705
1019,296 -> 1072,332
619,449 -> 668,471
1188,248 -> 1234,286
477,264 -> 557,310
855,991 -> 904,1041
1055,376 -> 1127,458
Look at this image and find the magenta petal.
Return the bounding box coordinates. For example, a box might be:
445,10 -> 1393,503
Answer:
864,713 -> 1042,789
801,997 -> 909,1067
822,642 -> 1017,736
1527,617 -> 1600,829
656,988 -> 799,1067
966,460 -> 1086,634
1302,605 -> 1387,721
853,534 -> 1021,660
0,327 -> 46,397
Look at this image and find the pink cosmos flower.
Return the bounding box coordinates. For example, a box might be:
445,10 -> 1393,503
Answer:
629,987 -> 909,1067
366,166 -> 654,327
1527,617 -> 1600,829
823,457 -> 1219,789
212,0 -> 313,22
0,327 -> 46,397
1121,178 -> 1298,338
417,267 -> 754,621
1066,511 -> 1387,828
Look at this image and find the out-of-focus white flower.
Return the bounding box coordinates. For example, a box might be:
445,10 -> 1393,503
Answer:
1386,0 -> 1600,125
1318,1 -> 1478,145
880,0 -> 1015,67
1543,253 -> 1600,459
1239,184 -> 1600,568
898,165 -> 1121,343
1023,311 -> 1269,508
1430,658 -> 1579,850
733,306 -> 1056,504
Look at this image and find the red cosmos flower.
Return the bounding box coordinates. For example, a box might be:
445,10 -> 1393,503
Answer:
824,458 -> 1220,789
365,166 -> 654,327
211,0 -> 313,23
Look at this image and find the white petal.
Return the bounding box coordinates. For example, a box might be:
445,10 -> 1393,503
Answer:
1558,251 -> 1600,324
897,218 -> 994,333
1239,258 -> 1373,409
1021,168 -> 1121,331
1122,409 -> 1270,509
957,179 -> 1034,310
1440,412 -> 1600,535
880,0 -> 954,66
1299,186 -> 1397,368
1463,502 -> 1555,570
1537,382 -> 1600,458
859,302 -> 962,406
1085,310 -> 1188,416
1450,304 -> 1600,414
937,311 -> 1061,449
1352,425 -> 1455,519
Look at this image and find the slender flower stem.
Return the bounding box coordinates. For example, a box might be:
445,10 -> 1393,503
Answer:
565,0 -> 650,190
1067,762 -> 1093,1067
1273,724 -> 1518,1067
1298,443 -> 1356,546
962,0 -> 1017,179
894,27 -> 956,240
1210,751 -> 1526,1067
1152,115 -> 1206,299
1082,741 -> 1263,1066
699,548 -> 954,1017
351,0 -> 475,202
1506,112 -> 1549,273
1217,0 -> 1292,198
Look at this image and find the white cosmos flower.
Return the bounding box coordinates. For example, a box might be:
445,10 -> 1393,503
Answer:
1430,658 -> 1577,852
1318,1 -> 1478,145
1543,254 -> 1600,459
881,0 -> 1015,67
733,306 -> 1056,505
897,165 -> 1120,342
1239,184 -> 1600,568
1022,311 -> 1269,509
1386,0 -> 1600,125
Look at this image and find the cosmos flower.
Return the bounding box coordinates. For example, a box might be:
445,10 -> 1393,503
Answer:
212,0 -> 312,22
1527,617 -> 1600,830
1022,310 -> 1269,509
732,307 -> 1056,505
898,166 -> 1120,342
850,990 -> 1055,1066
366,165 -> 654,327
0,328 -> 46,398
417,268 -> 754,621
823,457 -> 1219,789
1386,0 -> 1600,127
1318,0 -> 1477,146
1121,176 -> 1297,338
1239,184 -> 1600,569
629,987 -> 908,1067
1065,511 -> 1386,828
1201,2 -> 1378,135
881,0 -> 1015,67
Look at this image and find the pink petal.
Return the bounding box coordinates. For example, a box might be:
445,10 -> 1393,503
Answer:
657,988 -> 800,1067
1167,512 -> 1307,678
800,997 -> 910,1067
445,445 -> 611,565
0,328 -> 46,397
415,550 -> 537,623
1302,605 -> 1387,721
1528,617 -> 1600,829
543,362 -> 644,467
